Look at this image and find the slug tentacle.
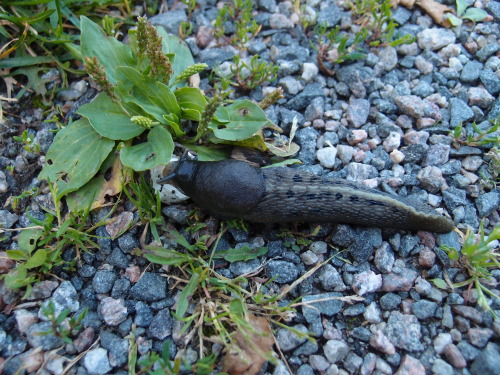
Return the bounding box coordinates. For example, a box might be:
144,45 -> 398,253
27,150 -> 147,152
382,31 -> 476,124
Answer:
160,159 -> 454,233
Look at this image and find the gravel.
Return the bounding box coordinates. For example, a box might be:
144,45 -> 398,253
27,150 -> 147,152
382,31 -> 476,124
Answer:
1,1 -> 499,374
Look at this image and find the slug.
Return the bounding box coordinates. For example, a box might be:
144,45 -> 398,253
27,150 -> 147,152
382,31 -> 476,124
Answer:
158,158 -> 454,233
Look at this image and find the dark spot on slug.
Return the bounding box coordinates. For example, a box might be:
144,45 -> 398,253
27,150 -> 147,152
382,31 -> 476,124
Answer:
366,199 -> 385,206
309,176 -> 320,182
293,174 -> 303,182
350,196 -> 359,202
286,190 -> 295,198
335,193 -> 343,199
392,207 -> 400,213
305,193 -> 316,200
323,192 -> 333,197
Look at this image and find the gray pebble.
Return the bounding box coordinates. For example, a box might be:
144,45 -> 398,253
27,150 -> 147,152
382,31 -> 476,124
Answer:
100,330 -> 128,367
92,270 -> 116,294
84,348 -> 112,375
130,273 -> 167,302
276,324 -> 308,351
461,60 -> 483,83
27,321 -> 63,350
475,191 -> 500,218
412,299 -> 438,320
265,260 -> 299,283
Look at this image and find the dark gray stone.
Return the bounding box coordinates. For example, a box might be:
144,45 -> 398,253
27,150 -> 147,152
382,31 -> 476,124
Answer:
412,299 -> 437,320
316,4 -> 342,27
480,69 -> 500,95
198,48 -> 235,69
117,233 -> 139,254
470,342 -> 500,375
134,301 -> 153,327
26,321 -> 63,350
111,279 -> 131,299
442,186 -> 467,211
107,248 -> 129,269
450,98 -> 474,127
348,228 -> 383,263
265,260 -> 299,283
100,330 -> 128,367
78,265 -> 96,278
92,270 -> 116,294
302,292 -> 344,321
285,82 -> 325,110
380,293 -> 402,310
150,10 -> 187,35
148,308 -> 173,340
295,126 -> 320,164
475,191 -> 500,218
460,60 -> 483,83
130,272 -> 167,302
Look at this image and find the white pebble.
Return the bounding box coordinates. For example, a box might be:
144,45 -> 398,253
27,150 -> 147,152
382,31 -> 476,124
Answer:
302,62 -> 319,82
383,132 -> 401,152
316,147 -> 337,169
390,149 -> 405,164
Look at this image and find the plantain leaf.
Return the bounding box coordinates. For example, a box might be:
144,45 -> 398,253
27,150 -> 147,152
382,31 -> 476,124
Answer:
78,93 -> 145,140
208,100 -> 268,141
120,126 -> 174,171
80,16 -> 137,84
39,119 -> 115,198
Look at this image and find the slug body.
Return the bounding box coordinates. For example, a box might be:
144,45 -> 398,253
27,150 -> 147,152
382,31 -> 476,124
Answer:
159,159 -> 454,233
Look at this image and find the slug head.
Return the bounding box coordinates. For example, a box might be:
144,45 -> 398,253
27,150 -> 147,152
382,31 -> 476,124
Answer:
160,158 -> 265,218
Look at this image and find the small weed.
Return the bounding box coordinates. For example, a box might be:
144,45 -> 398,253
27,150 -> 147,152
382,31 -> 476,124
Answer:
6,186 -> 40,211
215,54 -> 278,92
313,24 -> 367,76
2,181 -> 109,297
143,225 -> 318,371
13,129 -> 40,154
213,0 -> 261,50
123,174 -> 165,243
450,117 -> 500,147
39,301 -> 88,344
347,0 -> 415,47
482,147 -> 500,189
432,221 -> 500,319
445,0 -> 489,28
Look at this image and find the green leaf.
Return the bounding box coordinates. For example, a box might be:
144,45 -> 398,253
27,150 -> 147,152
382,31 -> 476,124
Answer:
208,100 -> 268,141
78,93 -> 145,141
165,227 -> 195,251
156,29 -> 195,88
174,87 -> 207,120
456,0 -> 468,16
462,8 -> 488,21
18,227 -> 44,254
4,267 -> 34,289
80,16 -> 137,84
431,278 -> 448,289
446,14 -> 463,26
117,66 -> 181,121
120,126 -> 174,171
6,250 -> 27,261
214,246 -> 268,262
0,56 -> 55,69
39,118 -> 115,198
229,298 -> 245,316
144,247 -> 191,266
176,272 -> 200,318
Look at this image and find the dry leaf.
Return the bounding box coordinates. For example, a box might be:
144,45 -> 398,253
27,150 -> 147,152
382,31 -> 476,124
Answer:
105,211 -> 134,239
393,0 -> 454,26
222,314 -> 275,375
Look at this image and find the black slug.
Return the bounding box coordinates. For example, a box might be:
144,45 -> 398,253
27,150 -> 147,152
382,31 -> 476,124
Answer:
158,158 -> 454,233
